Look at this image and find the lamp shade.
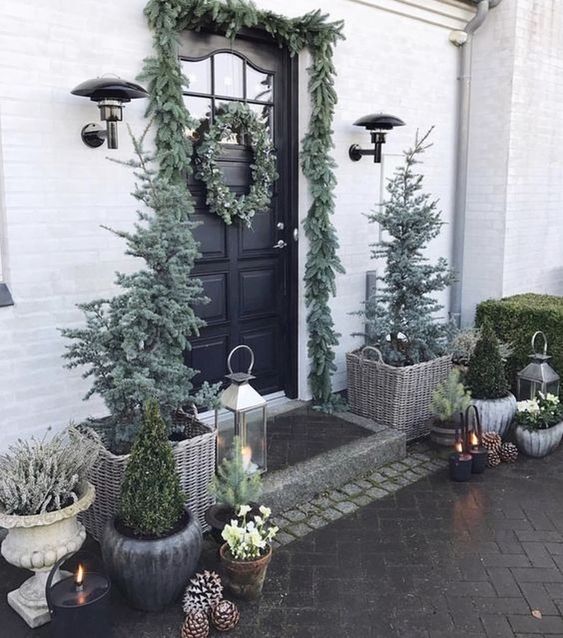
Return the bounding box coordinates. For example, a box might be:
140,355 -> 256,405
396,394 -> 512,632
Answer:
71,77 -> 148,102
353,113 -> 406,131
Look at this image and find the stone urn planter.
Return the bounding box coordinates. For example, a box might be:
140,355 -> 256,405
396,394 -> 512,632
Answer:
0,482 -> 95,628
219,543 -> 272,601
102,509 -> 202,611
515,422 -> 563,458
472,393 -> 516,438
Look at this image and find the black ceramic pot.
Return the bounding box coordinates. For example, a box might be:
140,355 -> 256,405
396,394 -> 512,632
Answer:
101,510 -> 202,611
205,503 -> 261,544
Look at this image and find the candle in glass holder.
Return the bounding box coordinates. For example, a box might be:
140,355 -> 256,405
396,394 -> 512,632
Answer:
469,431 -> 488,474
449,436 -> 472,482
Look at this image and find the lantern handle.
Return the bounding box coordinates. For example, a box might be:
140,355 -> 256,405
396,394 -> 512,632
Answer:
531,331 -> 548,356
464,404 -> 482,438
227,345 -> 255,375
45,551 -> 76,616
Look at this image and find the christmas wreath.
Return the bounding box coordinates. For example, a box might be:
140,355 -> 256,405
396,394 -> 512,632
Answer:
195,102 -> 278,227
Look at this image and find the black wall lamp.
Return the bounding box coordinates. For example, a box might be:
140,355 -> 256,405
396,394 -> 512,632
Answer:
71,77 -> 149,150
349,113 -> 405,164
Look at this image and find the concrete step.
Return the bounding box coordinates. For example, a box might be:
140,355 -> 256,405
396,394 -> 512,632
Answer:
262,411 -> 406,512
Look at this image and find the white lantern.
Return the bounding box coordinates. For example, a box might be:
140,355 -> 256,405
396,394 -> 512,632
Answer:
215,345 -> 267,474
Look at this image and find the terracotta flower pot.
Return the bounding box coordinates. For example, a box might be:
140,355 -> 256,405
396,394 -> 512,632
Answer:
219,543 -> 272,601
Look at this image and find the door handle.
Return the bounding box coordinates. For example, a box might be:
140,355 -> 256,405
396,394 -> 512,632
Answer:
273,240 -> 287,249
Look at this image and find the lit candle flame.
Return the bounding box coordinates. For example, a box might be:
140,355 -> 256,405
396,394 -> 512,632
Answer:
455,441 -> 463,454
470,432 -> 479,447
75,564 -> 84,588
241,446 -> 252,472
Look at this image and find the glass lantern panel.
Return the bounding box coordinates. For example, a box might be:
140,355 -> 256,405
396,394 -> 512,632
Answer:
547,380 -> 561,397
240,407 -> 267,474
216,412 -> 236,467
517,378 -> 534,401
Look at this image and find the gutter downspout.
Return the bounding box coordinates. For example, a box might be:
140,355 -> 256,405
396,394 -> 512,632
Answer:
449,0 -> 503,326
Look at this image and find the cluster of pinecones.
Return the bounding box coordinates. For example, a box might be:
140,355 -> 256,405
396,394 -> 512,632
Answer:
181,571 -> 240,638
482,432 -> 518,467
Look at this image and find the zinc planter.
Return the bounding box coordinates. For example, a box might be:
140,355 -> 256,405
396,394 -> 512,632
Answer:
219,543 -> 272,601
0,482 -> 95,628
472,393 -> 517,438
515,422 -> 563,458
347,348 -> 452,441
101,510 -> 202,612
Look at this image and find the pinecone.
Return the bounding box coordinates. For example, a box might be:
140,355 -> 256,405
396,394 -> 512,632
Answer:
183,571 -> 223,616
488,449 -> 501,468
211,599 -> 240,632
181,611 -> 209,638
499,442 -> 518,463
482,432 -> 502,452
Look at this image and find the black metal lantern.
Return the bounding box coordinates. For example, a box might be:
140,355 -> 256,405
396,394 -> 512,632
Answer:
517,331 -> 560,400
46,555 -> 111,638
71,77 -> 148,149
216,345 -> 267,474
349,113 -> 405,163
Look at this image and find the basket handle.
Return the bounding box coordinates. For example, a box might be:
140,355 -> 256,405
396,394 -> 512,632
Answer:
531,331 -> 548,356
359,346 -> 383,364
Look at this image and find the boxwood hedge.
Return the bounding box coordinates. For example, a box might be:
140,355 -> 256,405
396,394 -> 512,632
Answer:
476,294 -> 563,396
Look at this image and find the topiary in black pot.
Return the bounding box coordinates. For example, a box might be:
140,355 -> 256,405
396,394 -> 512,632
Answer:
102,400 -> 202,611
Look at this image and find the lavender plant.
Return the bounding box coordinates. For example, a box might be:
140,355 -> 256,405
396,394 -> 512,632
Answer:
0,427 -> 100,516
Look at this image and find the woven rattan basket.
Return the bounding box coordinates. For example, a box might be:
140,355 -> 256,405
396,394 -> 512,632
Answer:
80,412 -> 216,541
346,346 -> 452,441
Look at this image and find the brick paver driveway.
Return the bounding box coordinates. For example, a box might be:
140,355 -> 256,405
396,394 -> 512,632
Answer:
3,446 -> 563,637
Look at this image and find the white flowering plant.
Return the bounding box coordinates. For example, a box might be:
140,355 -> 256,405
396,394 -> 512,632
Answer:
515,393 -> 563,431
222,505 -> 279,561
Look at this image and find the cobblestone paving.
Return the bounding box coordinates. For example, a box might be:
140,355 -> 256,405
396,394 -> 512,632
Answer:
4,443 -> 563,637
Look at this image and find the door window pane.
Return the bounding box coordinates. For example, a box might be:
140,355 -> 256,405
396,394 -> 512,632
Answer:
246,66 -> 273,102
181,58 -> 211,94
248,103 -> 273,140
184,96 -> 212,141
214,53 -> 244,98
215,100 -> 245,144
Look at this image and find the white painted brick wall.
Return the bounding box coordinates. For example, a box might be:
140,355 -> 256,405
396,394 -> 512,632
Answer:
0,0 -> 472,445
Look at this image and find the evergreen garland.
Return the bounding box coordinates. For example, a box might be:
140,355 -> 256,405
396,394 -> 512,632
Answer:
141,0 -> 345,410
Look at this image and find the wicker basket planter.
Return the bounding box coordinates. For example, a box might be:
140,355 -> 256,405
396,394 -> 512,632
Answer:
346,347 -> 452,441
80,415 -> 215,541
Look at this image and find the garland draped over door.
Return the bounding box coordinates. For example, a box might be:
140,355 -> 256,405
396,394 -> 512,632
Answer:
142,0 -> 345,410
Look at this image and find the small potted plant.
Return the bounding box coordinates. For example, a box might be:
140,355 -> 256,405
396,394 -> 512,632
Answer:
429,369 -> 472,447
102,400 -> 202,612
0,427 -> 98,628
465,322 -> 516,437
220,505 -> 278,601
514,393 -> 563,458
206,436 -> 263,542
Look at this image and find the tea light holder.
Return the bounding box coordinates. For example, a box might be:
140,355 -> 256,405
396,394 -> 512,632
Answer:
464,405 -> 487,474
46,554 -> 111,638
449,426 -> 472,482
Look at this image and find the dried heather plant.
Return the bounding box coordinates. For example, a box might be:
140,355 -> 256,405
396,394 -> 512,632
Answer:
0,426 -> 101,516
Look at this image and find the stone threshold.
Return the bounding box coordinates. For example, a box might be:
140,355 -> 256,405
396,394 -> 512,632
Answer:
270,444 -> 446,547
261,410 -> 406,512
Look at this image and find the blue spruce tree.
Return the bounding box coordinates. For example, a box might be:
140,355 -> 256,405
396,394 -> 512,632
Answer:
363,128 -> 455,365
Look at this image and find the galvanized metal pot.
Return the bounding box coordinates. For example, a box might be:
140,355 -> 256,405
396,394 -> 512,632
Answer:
471,393 -> 517,438
219,543 -> 272,601
515,422 -> 563,458
102,510 -> 202,611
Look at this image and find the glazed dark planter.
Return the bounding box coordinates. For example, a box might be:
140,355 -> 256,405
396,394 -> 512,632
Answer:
205,503 -> 261,543
101,510 -> 202,611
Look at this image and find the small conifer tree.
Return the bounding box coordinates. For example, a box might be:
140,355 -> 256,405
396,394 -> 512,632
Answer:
61,126 -> 218,435
465,322 -> 508,400
209,437 -> 262,509
361,128 -> 455,366
120,400 -> 185,537
430,369 -> 472,422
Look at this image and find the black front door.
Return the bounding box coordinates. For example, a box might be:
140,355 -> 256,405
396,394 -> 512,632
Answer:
180,30 -> 298,397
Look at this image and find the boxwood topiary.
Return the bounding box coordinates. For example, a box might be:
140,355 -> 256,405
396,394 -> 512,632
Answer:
476,294 -> 563,395
119,400 -> 185,538
465,322 -> 509,400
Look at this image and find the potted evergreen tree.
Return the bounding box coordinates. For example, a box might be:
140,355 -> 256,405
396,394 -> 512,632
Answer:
429,369 -> 472,447
102,401 -> 202,611
61,128 -> 218,540
465,322 -> 516,437
205,437 -> 263,542
347,129 -> 454,440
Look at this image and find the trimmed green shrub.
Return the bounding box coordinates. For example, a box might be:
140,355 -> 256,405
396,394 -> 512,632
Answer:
476,294 -> 563,395
209,437 -> 262,509
120,400 -> 185,537
465,322 -> 509,400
